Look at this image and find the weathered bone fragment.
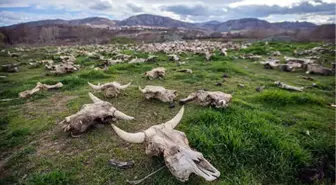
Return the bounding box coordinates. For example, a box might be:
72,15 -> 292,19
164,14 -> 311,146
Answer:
305,64 -> 333,75
112,106 -> 220,182
177,69 -> 193,74
46,62 -> 79,75
168,54 -> 180,61
129,58 -> 146,64
263,59 -> 280,69
144,67 -> 166,79
88,81 -> 131,98
205,51 -> 212,61
1,63 -> 19,72
139,86 -> 177,103
19,82 -> 63,98
60,93 -> 134,136
60,55 -> 76,63
271,51 -> 281,56
146,55 -> 158,63
274,81 -> 304,92
180,90 -> 232,108
221,48 -> 227,56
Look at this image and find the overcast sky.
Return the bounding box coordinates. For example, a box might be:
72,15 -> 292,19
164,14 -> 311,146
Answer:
0,0 -> 335,26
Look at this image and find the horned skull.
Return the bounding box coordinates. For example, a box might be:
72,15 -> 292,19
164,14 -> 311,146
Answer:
60,93 -> 134,136
139,85 -> 177,103
112,106 -> 220,182
179,90 -> 232,108
88,81 -> 131,98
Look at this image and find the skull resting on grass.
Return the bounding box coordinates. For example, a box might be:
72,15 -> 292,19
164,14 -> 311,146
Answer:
88,81 -> 131,98
112,106 -> 220,182
60,93 -> 134,136
179,90 -> 232,108
139,85 -> 177,103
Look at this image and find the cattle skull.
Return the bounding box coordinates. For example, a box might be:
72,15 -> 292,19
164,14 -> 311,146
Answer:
60,93 -> 134,136
19,82 -> 63,98
139,85 -> 177,103
88,81 -> 131,98
112,106 -> 220,182
179,90 -> 232,108
144,67 -> 166,80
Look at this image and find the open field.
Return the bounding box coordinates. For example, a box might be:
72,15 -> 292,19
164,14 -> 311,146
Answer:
0,41 -> 335,185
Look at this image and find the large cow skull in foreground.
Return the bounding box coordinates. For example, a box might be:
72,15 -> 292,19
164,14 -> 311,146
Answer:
112,106 -> 220,182
60,93 -> 134,136
88,81 -> 131,97
179,90 -> 232,108
139,85 -> 177,103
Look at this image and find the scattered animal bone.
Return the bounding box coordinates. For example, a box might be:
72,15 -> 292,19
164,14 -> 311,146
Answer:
262,59 -> 280,69
60,93 -> 134,136
7,51 -> 20,57
38,59 -> 54,65
60,55 -> 76,63
305,64 -> 333,75
19,82 -> 63,98
109,159 -> 134,169
146,55 -> 158,63
112,106 -> 220,182
144,67 -> 166,80
139,86 -> 177,103
302,76 -> 315,81
238,84 -> 245,88
271,51 -> 281,56
1,63 -> 19,72
274,81 -> 304,92
220,48 -> 228,56
46,62 -> 79,75
177,69 -> 192,74
256,86 -> 265,92
114,54 -> 131,61
205,51 -> 212,61
105,59 -> 124,66
177,61 -> 186,66
168,54 -> 179,61
129,58 -> 146,64
179,90 -> 232,108
88,81 -> 131,98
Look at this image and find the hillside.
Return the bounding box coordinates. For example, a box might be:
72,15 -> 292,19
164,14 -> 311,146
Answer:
2,14 -> 318,31
0,41 -> 334,185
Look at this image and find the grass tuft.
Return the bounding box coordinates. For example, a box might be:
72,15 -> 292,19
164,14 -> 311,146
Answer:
254,90 -> 325,106
25,170 -> 73,185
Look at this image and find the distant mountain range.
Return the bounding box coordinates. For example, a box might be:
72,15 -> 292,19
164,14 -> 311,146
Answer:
3,14 -> 317,32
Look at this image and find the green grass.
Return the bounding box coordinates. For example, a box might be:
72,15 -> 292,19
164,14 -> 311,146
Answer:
0,41 -> 334,185
25,170 -> 74,185
254,90 -> 325,106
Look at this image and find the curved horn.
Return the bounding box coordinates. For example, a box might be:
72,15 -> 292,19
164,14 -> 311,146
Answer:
164,106 -> 185,129
111,124 -> 145,143
138,86 -> 145,93
88,82 -> 101,90
114,110 -> 134,120
88,92 -> 103,103
119,82 -> 131,89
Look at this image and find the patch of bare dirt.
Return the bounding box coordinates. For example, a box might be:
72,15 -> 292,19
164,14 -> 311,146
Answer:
23,93 -> 78,117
